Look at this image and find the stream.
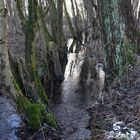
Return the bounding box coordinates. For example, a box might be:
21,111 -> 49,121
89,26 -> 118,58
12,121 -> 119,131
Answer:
51,43 -> 93,140
51,77 -> 91,140
51,46 -> 139,140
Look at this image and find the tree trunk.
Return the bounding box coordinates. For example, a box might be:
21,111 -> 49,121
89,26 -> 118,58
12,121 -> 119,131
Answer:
25,0 -> 37,76
47,0 -> 57,42
56,0 -> 66,72
0,0 -> 19,99
99,0 -> 125,80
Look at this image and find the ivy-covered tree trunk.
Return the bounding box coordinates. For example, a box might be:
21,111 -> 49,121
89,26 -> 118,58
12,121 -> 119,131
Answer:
99,0 -> 125,80
0,0 -> 19,99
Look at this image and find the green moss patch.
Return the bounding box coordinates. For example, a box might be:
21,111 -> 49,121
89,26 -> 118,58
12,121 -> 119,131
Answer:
34,73 -> 49,105
17,95 -> 57,130
12,79 -> 21,92
26,104 -> 42,129
44,113 -> 58,128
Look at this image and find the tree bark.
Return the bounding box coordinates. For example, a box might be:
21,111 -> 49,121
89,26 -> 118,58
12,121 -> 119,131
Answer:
99,0 -> 125,79
0,0 -> 19,99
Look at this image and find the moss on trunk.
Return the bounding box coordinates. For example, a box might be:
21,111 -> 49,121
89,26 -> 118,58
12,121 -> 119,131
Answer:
99,0 -> 125,79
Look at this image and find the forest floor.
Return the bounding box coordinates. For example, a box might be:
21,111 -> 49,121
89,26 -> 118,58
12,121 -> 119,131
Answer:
88,68 -> 140,140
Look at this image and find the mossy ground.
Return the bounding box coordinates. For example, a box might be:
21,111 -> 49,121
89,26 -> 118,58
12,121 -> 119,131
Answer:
17,95 -> 58,130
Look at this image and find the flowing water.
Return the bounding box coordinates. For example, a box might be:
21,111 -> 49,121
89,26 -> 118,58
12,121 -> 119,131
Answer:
51,41 -> 93,140
51,48 -> 139,140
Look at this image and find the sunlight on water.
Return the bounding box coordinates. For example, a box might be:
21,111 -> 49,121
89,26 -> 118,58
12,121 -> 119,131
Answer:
65,39 -> 86,80
65,0 -> 84,18
51,38 -> 91,140
131,0 -> 140,19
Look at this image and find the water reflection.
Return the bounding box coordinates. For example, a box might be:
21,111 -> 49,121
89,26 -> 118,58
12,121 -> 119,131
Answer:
51,41 -> 91,139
